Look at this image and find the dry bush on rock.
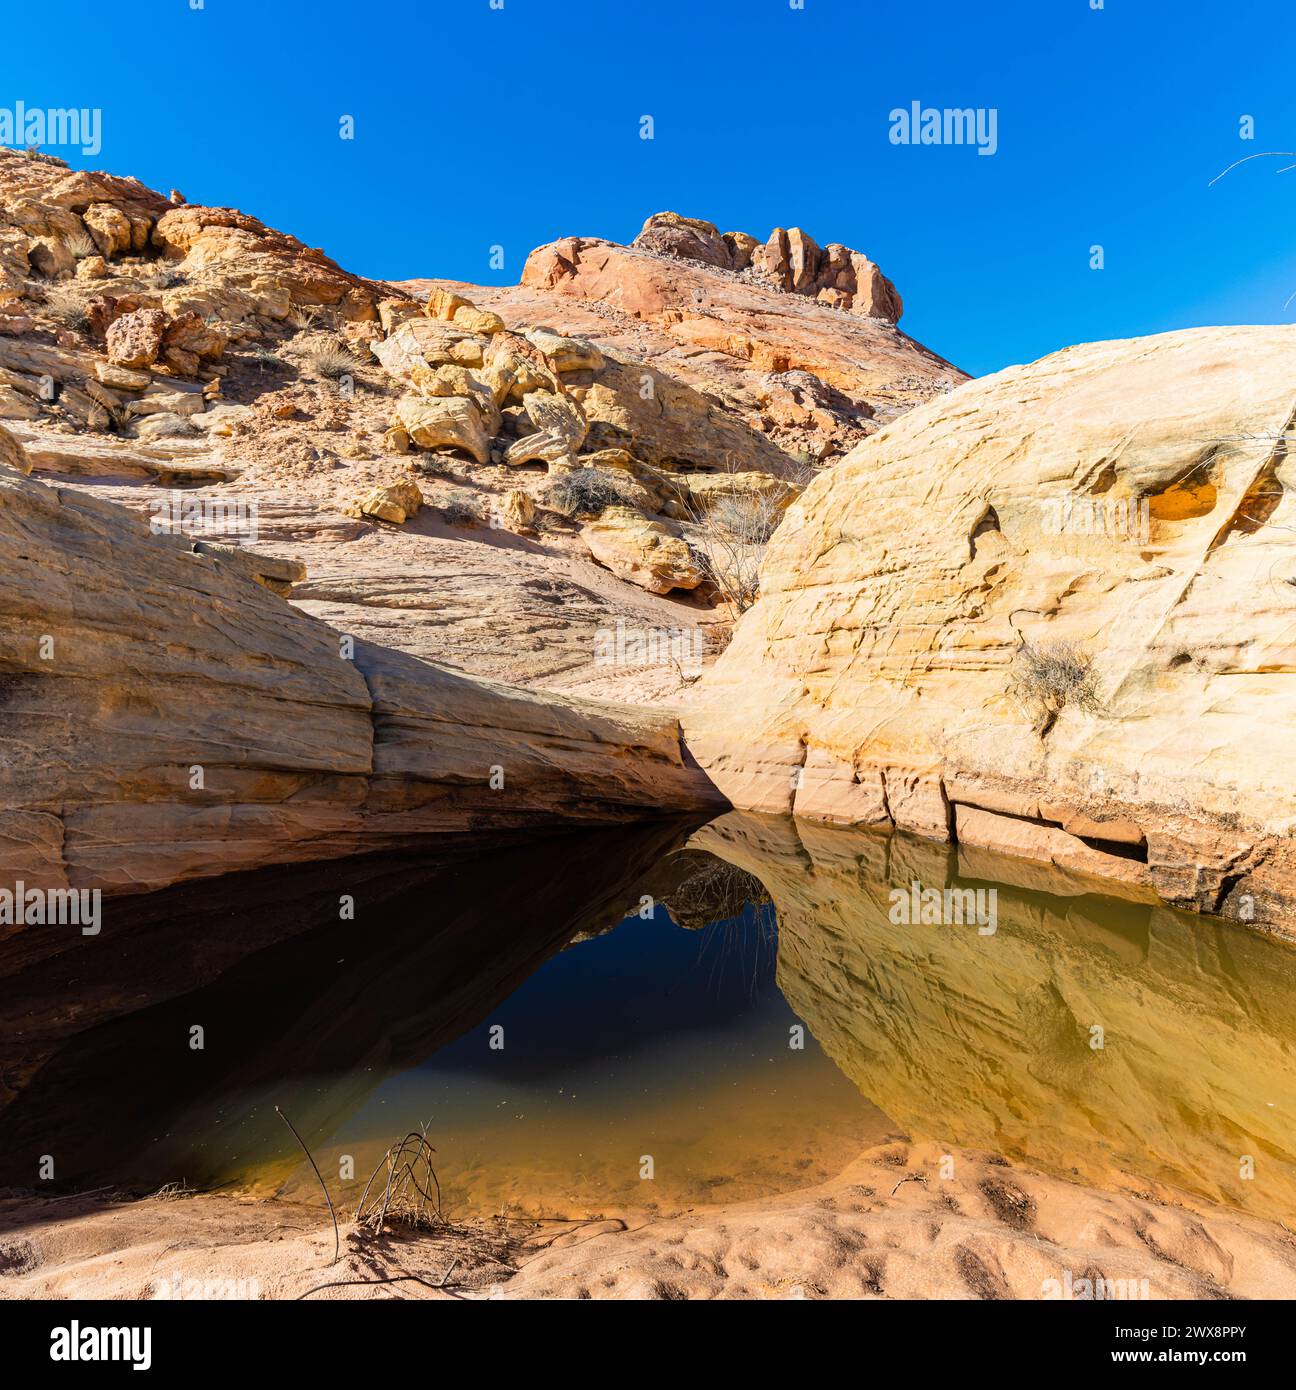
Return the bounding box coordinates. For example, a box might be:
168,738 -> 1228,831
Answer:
1009,639 -> 1101,734
546,467 -> 634,518
688,489 -> 785,613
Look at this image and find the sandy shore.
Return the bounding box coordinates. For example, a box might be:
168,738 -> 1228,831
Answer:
4,1139 -> 1294,1301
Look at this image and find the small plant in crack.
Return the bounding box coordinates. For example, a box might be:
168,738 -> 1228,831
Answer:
1008,638 -> 1101,735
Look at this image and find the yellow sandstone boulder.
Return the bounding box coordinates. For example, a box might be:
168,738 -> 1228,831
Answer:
686,325 -> 1296,924
581,506 -> 704,594
348,475 -> 425,525
393,394 -> 490,464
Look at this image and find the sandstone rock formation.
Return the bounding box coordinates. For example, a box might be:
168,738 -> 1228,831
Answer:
0,150 -> 782,707
402,217 -> 962,468
348,476 -> 424,525
0,155 -> 167,287
632,212 -> 904,322
190,540 -> 306,598
681,469 -> 798,516
0,424 -> 723,898
686,326 -> 1296,926
376,289 -> 791,481
355,275 -> 810,605
1,150 -> 384,329
580,507 -> 705,594
10,148 -> 1291,925
104,306 -> 167,369
395,392 -> 491,462
633,211 -> 737,270
496,488 -> 535,533
0,150 -> 396,444
0,149 -> 960,706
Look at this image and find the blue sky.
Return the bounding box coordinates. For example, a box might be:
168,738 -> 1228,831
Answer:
5,0 -> 1295,376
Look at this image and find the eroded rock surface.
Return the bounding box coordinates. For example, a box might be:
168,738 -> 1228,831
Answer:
580,507 -> 705,594
0,151 -> 964,713
401,212 -> 963,467
0,425 -> 723,897
0,152 -> 802,704
7,147 -> 1293,922
632,212 -> 904,321
686,326 -> 1296,924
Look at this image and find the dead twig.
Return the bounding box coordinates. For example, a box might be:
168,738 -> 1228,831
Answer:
890,1174 -> 929,1197
1208,150 -> 1296,187
296,1263 -> 461,1301
275,1106 -> 340,1266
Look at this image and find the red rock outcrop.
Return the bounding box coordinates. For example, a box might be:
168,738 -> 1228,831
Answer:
631,212 -> 904,322
419,214 -> 964,466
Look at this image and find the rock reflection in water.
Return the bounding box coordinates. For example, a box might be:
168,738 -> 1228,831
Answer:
0,818 -> 712,1199
1,810 -> 1293,1229
699,813 -> 1296,1224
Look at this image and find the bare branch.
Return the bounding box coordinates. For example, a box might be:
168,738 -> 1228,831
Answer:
1207,151 -> 1296,187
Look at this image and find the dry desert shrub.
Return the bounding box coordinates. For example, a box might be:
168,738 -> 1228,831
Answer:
688,489 -> 785,613
1009,638 -> 1101,733
61,226 -> 98,260
248,347 -> 289,374
42,280 -> 91,331
439,490 -> 481,526
142,264 -> 187,289
545,466 -> 634,518
354,1129 -> 445,1234
85,402 -> 118,434
707,492 -> 782,544
294,332 -> 359,380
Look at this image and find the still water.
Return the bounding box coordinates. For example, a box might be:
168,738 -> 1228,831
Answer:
1,813 -> 1294,1228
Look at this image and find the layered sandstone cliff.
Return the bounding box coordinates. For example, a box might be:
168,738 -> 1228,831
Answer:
0,151 -> 960,713
685,326 -> 1296,926
0,424 -> 723,897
